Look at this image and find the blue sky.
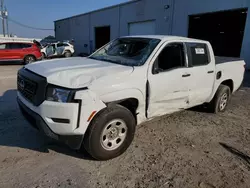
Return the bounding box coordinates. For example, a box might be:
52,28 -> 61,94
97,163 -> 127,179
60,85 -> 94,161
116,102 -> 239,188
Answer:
1,0 -> 128,38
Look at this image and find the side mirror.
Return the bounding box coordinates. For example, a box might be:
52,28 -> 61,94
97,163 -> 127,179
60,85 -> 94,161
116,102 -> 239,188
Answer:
153,67 -> 161,74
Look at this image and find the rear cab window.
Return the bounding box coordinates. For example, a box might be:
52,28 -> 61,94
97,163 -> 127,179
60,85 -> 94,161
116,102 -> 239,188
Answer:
186,42 -> 210,66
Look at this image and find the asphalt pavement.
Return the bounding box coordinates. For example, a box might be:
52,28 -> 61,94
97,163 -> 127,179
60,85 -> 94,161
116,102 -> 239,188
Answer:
0,65 -> 250,188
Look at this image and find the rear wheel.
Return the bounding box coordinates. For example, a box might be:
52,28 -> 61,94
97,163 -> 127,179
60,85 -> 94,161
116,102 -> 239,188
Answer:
83,105 -> 136,160
64,51 -> 72,58
24,55 -> 35,65
208,85 -> 231,113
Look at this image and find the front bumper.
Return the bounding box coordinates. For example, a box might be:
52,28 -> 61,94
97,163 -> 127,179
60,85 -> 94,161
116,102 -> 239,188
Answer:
17,87 -> 107,149
17,91 -> 80,135
17,94 -> 84,149
18,97 -> 59,140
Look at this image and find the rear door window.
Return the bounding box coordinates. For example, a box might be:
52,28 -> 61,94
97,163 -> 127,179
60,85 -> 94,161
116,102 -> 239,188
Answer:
9,43 -> 23,49
186,43 -> 210,66
22,43 -> 32,48
57,43 -> 64,47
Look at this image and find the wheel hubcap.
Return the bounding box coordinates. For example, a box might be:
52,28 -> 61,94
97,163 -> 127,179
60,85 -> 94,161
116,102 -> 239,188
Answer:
100,119 -> 127,151
26,57 -> 34,63
219,93 -> 228,111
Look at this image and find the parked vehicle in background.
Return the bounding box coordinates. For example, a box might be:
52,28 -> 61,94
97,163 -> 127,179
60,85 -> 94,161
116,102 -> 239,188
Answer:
41,42 -> 74,58
0,42 -> 43,64
17,35 -> 245,160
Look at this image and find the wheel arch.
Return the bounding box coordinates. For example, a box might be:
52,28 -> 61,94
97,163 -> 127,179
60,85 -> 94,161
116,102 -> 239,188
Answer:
63,49 -> 72,55
107,98 -> 139,124
42,52 -> 46,57
100,89 -> 145,125
24,54 -> 36,61
209,79 -> 234,102
220,79 -> 234,93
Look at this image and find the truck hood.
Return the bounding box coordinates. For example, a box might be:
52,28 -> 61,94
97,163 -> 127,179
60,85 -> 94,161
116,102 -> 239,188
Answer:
25,57 -> 134,88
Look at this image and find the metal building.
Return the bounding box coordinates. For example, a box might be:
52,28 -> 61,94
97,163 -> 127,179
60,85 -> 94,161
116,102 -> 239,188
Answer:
54,0 -> 250,67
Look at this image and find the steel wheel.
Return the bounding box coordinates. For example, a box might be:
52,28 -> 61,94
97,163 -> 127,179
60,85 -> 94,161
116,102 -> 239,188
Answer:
83,105 -> 136,160
219,93 -> 228,111
100,119 -> 128,151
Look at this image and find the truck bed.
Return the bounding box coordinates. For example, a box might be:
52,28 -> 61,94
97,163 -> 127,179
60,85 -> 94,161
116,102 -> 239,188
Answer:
215,56 -> 243,64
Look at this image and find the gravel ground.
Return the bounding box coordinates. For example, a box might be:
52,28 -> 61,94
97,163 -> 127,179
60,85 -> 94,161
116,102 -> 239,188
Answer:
0,65 -> 250,188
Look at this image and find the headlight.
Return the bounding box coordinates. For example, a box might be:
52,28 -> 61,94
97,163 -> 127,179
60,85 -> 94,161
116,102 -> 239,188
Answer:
46,86 -> 72,103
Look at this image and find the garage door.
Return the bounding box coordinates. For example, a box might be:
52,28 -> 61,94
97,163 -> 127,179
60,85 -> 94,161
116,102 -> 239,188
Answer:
129,21 -> 156,35
188,8 -> 247,57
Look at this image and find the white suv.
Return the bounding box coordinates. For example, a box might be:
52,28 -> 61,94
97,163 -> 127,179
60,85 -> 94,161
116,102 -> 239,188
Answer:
41,42 -> 74,58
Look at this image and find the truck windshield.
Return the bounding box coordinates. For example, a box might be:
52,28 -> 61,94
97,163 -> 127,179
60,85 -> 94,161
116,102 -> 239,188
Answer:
89,38 -> 161,66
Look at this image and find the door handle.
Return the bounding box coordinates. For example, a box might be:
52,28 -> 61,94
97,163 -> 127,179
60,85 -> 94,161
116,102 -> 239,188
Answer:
182,74 -> 191,77
207,71 -> 214,74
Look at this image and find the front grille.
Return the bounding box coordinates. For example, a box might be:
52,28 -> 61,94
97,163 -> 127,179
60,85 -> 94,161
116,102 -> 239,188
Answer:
17,75 -> 37,102
17,68 -> 47,106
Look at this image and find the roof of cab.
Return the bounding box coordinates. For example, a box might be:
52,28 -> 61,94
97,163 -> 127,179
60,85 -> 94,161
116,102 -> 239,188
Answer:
122,35 -> 208,43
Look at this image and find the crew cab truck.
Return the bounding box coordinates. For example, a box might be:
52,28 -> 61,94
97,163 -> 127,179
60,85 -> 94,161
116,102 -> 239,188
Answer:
17,35 -> 245,160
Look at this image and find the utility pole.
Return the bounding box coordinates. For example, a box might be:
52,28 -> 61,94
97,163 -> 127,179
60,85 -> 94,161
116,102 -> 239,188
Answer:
5,6 -> 8,36
0,0 -> 5,37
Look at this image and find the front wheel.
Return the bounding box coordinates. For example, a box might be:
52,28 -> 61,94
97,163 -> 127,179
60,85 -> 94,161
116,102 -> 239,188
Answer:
208,85 -> 231,113
83,105 -> 136,160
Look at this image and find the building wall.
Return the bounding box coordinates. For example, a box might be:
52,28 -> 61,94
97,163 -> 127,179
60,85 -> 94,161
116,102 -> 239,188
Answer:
55,20 -> 70,41
55,15 -> 90,54
69,15 -> 90,54
55,0 -> 175,54
89,6 -> 120,46
172,0 -> 250,67
119,0 -> 174,36
55,0 -> 250,66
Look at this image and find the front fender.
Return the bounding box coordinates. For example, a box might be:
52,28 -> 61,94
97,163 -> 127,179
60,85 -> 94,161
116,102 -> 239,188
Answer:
73,90 -> 106,135
99,88 -> 144,105
100,89 -> 146,124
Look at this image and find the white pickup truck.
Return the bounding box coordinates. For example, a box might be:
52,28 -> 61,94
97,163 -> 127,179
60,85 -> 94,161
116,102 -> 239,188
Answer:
17,35 -> 245,160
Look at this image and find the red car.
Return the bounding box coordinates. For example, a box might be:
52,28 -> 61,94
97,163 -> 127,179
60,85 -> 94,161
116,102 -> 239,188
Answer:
0,42 -> 43,64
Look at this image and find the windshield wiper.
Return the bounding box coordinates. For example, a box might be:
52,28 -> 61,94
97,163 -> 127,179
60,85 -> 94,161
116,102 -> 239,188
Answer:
104,59 -> 121,64
88,56 -> 117,64
89,56 -> 134,67
88,56 -> 97,60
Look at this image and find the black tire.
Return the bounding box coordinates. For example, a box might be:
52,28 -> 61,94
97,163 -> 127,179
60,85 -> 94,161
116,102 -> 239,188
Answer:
24,55 -> 36,65
208,84 -> 231,113
83,105 -> 136,160
64,51 -> 72,58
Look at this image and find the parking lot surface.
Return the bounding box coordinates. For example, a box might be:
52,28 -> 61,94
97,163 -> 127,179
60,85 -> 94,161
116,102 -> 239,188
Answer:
1,65 -> 250,188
